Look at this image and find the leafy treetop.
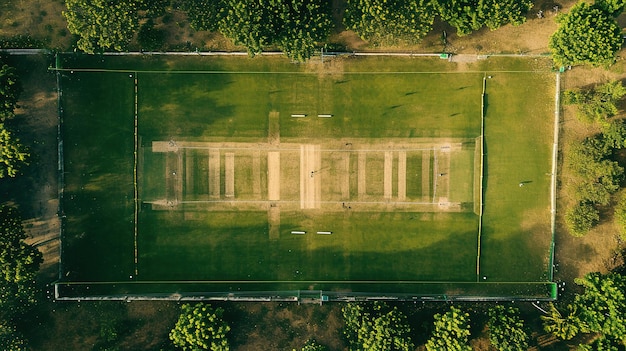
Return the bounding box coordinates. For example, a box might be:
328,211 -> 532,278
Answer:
169,303 -> 230,351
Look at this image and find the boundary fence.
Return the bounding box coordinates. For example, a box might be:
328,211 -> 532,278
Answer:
43,51 -> 559,301
55,281 -> 558,302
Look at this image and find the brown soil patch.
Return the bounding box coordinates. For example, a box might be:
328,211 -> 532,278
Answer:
0,0 -> 71,49
228,303 -> 345,351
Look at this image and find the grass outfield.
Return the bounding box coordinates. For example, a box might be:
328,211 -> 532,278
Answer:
58,54 -> 555,298
480,72 -> 555,282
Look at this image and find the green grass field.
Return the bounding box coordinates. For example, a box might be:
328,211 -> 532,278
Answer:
57,54 -> 556,299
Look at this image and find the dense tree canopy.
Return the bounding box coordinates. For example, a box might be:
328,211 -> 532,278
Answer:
0,206 -> 42,322
0,126 -> 29,179
614,192 -> 626,238
433,0 -> 532,36
0,64 -> 21,121
342,302 -> 414,351
0,322 -> 28,351
64,0 -> 140,53
549,2 -> 623,67
344,0 -> 436,45
563,80 -> 626,125
169,303 -> 230,351
574,272 -> 626,339
543,272 -> 626,346
487,305 -> 530,351
0,62 -> 28,179
425,306 -> 472,351
542,303 -> 586,340
219,0 -> 332,61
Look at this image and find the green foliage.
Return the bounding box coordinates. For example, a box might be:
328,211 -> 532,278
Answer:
594,0 -> 626,16
0,64 -> 21,122
343,0 -> 435,45
565,202 -> 600,237
179,0 -> 224,31
219,0 -> 332,61
487,305 -> 530,351
573,272 -> 626,339
602,120 -> 626,149
433,0 -> 532,36
64,0 -> 140,53
541,303 -> 587,340
275,0 -> 333,62
614,192 -> 626,239
169,303 -> 230,351
549,2 -> 622,67
577,336 -> 623,351
137,19 -> 166,51
0,206 -> 42,322
563,81 -> 626,124
0,125 -> 29,179
0,322 -> 28,351
425,306 -> 472,351
137,0 -> 169,18
565,128 -> 626,235
342,302 -> 414,351
294,339 -> 327,351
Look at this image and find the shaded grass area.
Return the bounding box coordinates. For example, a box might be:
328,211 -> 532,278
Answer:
139,211 -> 478,282
136,71 -> 482,141
61,71 -> 135,281
480,72 -> 554,282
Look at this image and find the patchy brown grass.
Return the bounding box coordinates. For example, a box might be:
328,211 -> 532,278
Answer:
0,0 -> 71,49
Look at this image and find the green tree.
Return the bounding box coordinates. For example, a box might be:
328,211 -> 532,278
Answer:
0,64 -> 21,121
565,202 -> 600,237
577,336 -> 623,351
342,302 -> 414,351
64,0 -> 140,53
276,0 -> 333,61
0,322 -> 28,351
549,2 -> 622,67
0,206 -> 42,322
487,305 -> 530,351
433,0 -> 532,36
594,0 -> 626,16
219,0 -> 332,61
425,306 -> 472,351
614,191 -> 626,239
541,303 -> 587,340
294,339 -> 327,351
573,272 -> 626,339
563,80 -> 626,125
180,0 -> 225,31
343,0 -> 436,45
169,303 -> 230,351
0,125 -> 29,179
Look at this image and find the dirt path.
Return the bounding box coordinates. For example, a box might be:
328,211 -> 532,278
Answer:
358,152 -> 366,198
421,150 -> 431,202
225,152 -> 235,198
208,149 -> 220,198
268,151 -> 280,201
397,151 -> 406,201
384,151 -> 392,200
